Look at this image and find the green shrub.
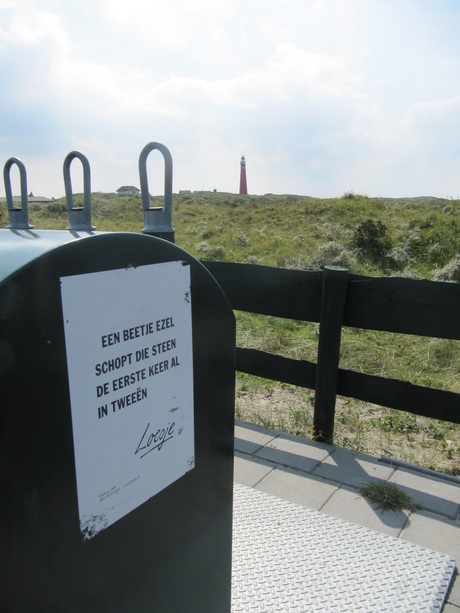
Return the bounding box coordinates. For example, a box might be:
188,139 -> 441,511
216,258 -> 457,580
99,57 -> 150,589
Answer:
434,255 -> 460,282
197,241 -> 209,252
311,241 -> 356,270
238,232 -> 249,247
408,222 -> 459,267
206,245 -> 226,260
387,246 -> 412,271
42,201 -> 67,216
352,219 -> 392,263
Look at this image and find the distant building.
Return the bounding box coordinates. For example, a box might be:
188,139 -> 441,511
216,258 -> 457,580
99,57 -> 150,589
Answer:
0,193 -> 53,204
28,195 -> 54,203
116,186 -> 140,195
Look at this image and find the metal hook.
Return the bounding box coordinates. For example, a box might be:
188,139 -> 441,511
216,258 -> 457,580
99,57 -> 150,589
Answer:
63,151 -> 95,231
3,157 -> 33,229
138,142 -> 175,242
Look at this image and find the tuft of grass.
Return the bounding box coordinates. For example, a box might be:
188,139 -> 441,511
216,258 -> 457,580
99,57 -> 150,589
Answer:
359,481 -> 419,513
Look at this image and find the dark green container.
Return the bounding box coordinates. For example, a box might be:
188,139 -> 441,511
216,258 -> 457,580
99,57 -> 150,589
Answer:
0,228 -> 235,612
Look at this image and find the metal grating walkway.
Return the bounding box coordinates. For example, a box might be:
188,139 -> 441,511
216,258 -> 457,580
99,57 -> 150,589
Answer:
232,483 -> 456,612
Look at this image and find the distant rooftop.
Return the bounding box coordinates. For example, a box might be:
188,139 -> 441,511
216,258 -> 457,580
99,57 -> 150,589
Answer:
116,186 -> 140,195
0,194 -> 53,204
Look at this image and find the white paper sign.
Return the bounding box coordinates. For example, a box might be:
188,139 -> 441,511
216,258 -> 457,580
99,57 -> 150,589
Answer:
60,261 -> 194,540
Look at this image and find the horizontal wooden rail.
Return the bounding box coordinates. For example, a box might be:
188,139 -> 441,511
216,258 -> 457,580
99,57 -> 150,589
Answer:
236,347 -> 317,389
236,348 -> 459,424
337,369 -> 459,423
203,261 -> 322,321
203,261 -> 460,438
204,261 -> 460,339
345,276 -> 460,340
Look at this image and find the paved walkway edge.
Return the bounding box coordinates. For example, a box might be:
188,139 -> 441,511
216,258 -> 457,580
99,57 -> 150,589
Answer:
234,419 -> 460,610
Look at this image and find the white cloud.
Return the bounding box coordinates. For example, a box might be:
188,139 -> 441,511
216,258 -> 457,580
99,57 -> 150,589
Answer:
0,6 -> 71,51
1,0 -> 460,198
100,0 -> 240,52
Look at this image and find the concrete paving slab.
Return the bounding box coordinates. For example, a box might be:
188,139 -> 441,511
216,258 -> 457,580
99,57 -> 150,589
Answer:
446,575 -> 459,610
312,446 -> 395,488
256,465 -> 339,510
389,467 -> 460,520
233,452 -> 274,487
442,603 -> 460,612
269,429 -> 334,452
255,431 -> 333,472
400,511 -> 460,608
234,420 -> 278,455
400,512 -> 460,559
320,485 -> 410,537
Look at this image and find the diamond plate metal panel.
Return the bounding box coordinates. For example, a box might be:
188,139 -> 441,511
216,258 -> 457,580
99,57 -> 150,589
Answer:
232,483 -> 455,613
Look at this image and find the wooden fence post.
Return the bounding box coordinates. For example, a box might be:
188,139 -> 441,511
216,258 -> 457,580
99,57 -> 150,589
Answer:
313,266 -> 349,443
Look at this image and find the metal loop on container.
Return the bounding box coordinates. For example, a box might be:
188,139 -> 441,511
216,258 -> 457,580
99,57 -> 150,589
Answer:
63,151 -> 95,231
3,157 -> 33,229
138,142 -> 174,240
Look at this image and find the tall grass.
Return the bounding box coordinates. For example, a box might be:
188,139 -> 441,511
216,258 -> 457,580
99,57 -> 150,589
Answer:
25,191 -> 460,474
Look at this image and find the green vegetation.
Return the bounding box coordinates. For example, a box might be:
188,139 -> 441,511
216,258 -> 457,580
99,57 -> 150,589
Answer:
359,481 -> 419,514
20,190 -> 460,475
23,190 -> 460,278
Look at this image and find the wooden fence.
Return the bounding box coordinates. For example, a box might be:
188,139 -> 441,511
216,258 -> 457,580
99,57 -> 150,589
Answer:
202,261 -> 460,442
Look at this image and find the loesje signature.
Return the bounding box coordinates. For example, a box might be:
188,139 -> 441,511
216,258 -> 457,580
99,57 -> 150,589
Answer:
135,421 -> 175,458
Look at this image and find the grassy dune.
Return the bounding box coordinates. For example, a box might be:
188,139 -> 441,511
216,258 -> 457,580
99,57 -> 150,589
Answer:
21,191 -> 460,475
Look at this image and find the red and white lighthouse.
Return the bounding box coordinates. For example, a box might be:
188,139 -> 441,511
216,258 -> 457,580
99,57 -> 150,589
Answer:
239,155 -> 248,195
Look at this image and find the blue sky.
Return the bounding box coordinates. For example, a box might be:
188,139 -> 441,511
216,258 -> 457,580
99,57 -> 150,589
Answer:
1,0 -> 460,198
